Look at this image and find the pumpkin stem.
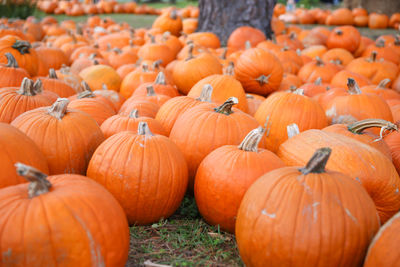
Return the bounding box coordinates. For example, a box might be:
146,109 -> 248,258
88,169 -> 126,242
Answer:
148,34 -> 156,44
395,35 -> 400,46
246,94 -> 254,99
142,63 -> 149,72
170,9 -> 178,20
48,98 -> 70,120
256,74 -> 271,85
11,40 -> 31,55
49,68 -> 58,79
113,47 -> 122,54
154,72 -> 167,85
292,88 -> 304,95
77,81 -> 95,98
224,62 -> 235,76
146,85 -> 156,96
185,44 -> 195,61
15,162 -> 51,198
238,127 -> 265,152
153,60 -> 162,70
137,121 -> 154,136
162,31 -> 171,42
129,109 -> 139,118
17,78 -> 36,96
4,52 -> 19,68
287,123 -> 300,138
347,78 -> 362,95
314,77 -> 322,85
376,39 -> 385,48
245,41 -> 251,50
377,78 -> 391,89
33,79 -> 44,94
299,147 -> 332,175
331,115 -> 358,125
347,119 -> 397,136
102,83 -> 108,90
335,29 -> 343,36
315,56 -> 324,66
368,51 -> 378,62
220,47 -> 228,60
196,84 -> 213,102
214,97 -> 238,115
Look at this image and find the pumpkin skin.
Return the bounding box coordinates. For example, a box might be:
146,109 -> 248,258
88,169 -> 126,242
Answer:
254,90 -> 328,153
133,72 -> 179,98
330,69 -> 371,89
169,98 -> 261,190
326,26 -> 361,53
277,129 -> 400,223
227,26 -> 266,50
297,57 -> 339,83
120,64 -> 159,99
152,9 -> 182,36
364,211 -> 400,267
119,99 -> 160,118
0,123 -> 48,188
246,93 -> 265,116
321,48 -> 354,66
234,48 -> 283,96
384,131 -> 400,175
0,78 -> 53,123
11,98 -> 105,175
0,53 -> 30,87
39,68 -> 77,98
236,148 -> 380,267
87,122 -> 188,225
79,64 -> 122,92
35,46 -> 68,76
194,127 -> 285,233
0,164 -> 129,266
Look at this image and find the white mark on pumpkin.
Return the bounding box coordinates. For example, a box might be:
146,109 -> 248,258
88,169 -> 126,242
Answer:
355,177 -> 361,184
345,208 -> 358,224
325,105 -> 336,118
395,188 -> 399,194
139,142 -> 145,148
3,248 -> 12,260
261,209 -> 276,219
312,202 -> 320,222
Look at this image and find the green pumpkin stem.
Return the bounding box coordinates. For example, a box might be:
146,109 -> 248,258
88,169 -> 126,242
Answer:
48,98 -> 70,120
196,84 -> 213,102
347,78 -> 362,95
214,97 -> 238,115
17,77 -> 36,96
12,40 -> 31,55
5,53 -> 19,68
49,68 -> 58,79
137,121 -> 154,136
299,147 -> 332,175
238,127 -> 265,152
15,162 -> 51,198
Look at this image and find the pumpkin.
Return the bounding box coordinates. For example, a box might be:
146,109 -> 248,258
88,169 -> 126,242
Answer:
121,85 -> 171,110
278,73 -> 303,91
169,97 -> 263,190
133,72 -> 179,98
301,45 -> 328,59
297,56 -> 339,83
321,48 -> 354,66
35,45 -> 68,76
246,93 -> 265,116
362,39 -> 400,65
236,147 -> 380,267
326,26 -> 360,53
361,78 -> 400,101
389,13 -> 400,28
93,84 -> 126,112
0,78 -> 53,123
138,35 -> 174,67
156,31 -> 183,56
354,36 -> 374,57
0,163 -> 129,266
227,26 -> 266,50
299,77 -> 331,97
186,32 -> 221,49
11,98 -> 105,175
0,35 -> 39,76
39,68 -> 77,98
234,47 -> 283,96
117,64 -> 137,79
325,8 -> 354,25
56,66 -> 83,92
155,84 -> 213,135
277,129 -> 400,223
330,69 -> 371,89
0,52 -> 30,87
79,64 -> 122,92
254,89 -> 328,152
119,99 -> 160,118
369,13 -> 389,29
87,122 -> 188,225
384,130 -> 400,175
275,46 -> 303,74
188,64 -> 248,112
194,127 -> 285,233
393,74 -> 400,92
276,33 -> 304,51
107,48 -> 138,69
0,123 -> 48,188
354,15 -> 369,27
120,63 -> 160,99
172,45 -> 222,95
152,9 -> 183,36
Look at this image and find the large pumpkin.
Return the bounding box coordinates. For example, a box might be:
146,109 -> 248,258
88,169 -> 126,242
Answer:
194,127 -> 285,233
11,98 -> 105,175
87,122 -> 188,225
0,163 -> 129,266
236,147 -> 380,267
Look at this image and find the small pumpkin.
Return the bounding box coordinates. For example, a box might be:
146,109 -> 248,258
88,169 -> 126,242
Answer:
79,64 -> 122,92
227,26 -> 266,50
326,26 -> 361,53
0,52 -> 30,87
39,68 -> 77,98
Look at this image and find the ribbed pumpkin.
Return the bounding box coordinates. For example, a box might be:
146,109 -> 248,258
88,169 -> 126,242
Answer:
155,84 -> 213,135
297,56 -> 339,83
0,123 -> 48,188
119,99 -> 160,118
277,129 -> 400,223
299,77 -> 331,97
361,78 -> 400,101
172,45 -> 222,95
254,89 -> 328,153
133,72 -> 179,98
0,35 -> 39,76
93,84 -> 126,112
11,98 -> 105,175
107,48 -> 138,69
322,119 -> 395,160
121,85 -> 171,110
169,97 -> 261,190
87,122 -> 188,225
0,163 -> 129,266
236,147 -> 380,267
330,69 -> 371,89
39,68 -> 77,97
101,109 -> 167,138
321,48 -> 354,66
138,35 -> 174,67
362,39 -> 400,65
326,26 -> 361,53
0,78 -> 53,123
234,47 -> 283,96
120,63 -> 159,99
186,32 -> 221,49
188,64 -> 248,112
364,211 -> 400,267
194,127 -> 285,233
0,53 -> 30,87
384,131 -> 400,175
152,9 -> 182,36
35,45 -> 68,76
79,64 -> 122,92
246,93 -> 265,116
227,26 -> 266,50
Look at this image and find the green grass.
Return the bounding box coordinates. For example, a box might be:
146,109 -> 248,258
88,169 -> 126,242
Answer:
127,196 -> 243,267
145,0 -> 198,9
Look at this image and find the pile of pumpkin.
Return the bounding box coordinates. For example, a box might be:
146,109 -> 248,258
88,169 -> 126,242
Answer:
275,4 -> 400,29
1,8 -> 400,266
37,0 -> 199,17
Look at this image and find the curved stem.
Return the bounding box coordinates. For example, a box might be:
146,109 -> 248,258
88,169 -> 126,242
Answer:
299,147 -> 332,175
146,85 -> 156,96
348,119 -> 397,134
48,98 -> 69,120
224,62 -> 235,76
15,162 -> 51,198
196,84 -> 213,102
315,56 -> 324,66
17,78 -> 35,96
314,77 -> 322,85
5,53 -> 19,68
185,44 -> 195,61
220,47 -> 228,60
238,127 -> 265,152
77,81 -> 95,98
347,78 -> 362,95
214,97 -> 238,115
49,68 -> 58,79
33,79 -> 43,93
170,9 -> 178,19
129,109 -> 139,118
154,72 -> 166,85
377,78 -> 391,89
137,121 -> 154,136
12,40 -> 31,55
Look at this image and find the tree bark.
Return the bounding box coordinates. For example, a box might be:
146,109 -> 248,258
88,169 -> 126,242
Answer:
197,0 -> 277,45
344,0 -> 400,16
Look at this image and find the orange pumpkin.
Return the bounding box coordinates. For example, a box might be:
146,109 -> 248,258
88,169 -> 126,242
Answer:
326,26 -> 361,53
227,26 -> 266,50
246,93 -> 265,116
297,57 -> 340,83
152,9 -> 183,36
325,8 -> 354,25
369,13 -> 389,29
39,68 -> 77,98
0,53 -> 30,87
79,64 -> 122,92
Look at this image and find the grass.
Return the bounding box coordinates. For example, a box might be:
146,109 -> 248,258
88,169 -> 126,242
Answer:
145,0 -> 198,9
127,196 -> 243,267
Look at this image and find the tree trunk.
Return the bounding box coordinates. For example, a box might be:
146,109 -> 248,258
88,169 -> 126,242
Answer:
345,0 -> 400,16
197,0 -> 277,45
